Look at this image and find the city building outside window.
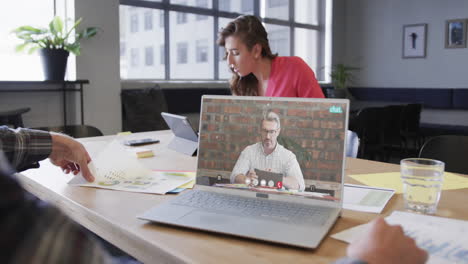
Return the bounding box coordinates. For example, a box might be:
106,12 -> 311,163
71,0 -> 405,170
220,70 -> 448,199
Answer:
159,10 -> 164,27
130,13 -> 138,33
144,11 -> 153,31
120,42 -> 126,57
196,0 -> 208,20
119,0 -> 331,81
219,0 -> 230,11
196,39 -> 208,63
130,48 -> 139,67
145,46 -> 154,66
268,0 -> 288,8
241,0 -> 253,13
177,42 -> 188,64
160,44 -> 165,65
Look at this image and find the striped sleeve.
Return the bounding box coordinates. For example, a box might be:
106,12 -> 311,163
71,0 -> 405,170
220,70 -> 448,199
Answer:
0,126 -> 52,171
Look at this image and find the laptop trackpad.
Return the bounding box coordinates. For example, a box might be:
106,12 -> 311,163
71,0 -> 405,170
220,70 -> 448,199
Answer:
176,210 -> 234,229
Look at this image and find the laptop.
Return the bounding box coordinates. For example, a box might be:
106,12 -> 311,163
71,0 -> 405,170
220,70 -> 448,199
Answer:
140,96 -> 349,249
161,112 -> 198,156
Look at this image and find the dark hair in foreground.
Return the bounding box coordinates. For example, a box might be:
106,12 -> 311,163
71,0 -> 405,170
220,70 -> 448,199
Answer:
217,15 -> 277,96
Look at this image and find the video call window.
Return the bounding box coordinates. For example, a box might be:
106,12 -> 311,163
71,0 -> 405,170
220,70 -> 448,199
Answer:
197,97 -> 347,202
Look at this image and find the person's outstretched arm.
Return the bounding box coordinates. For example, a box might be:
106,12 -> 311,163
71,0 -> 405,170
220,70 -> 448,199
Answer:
0,126 -> 52,171
0,126 -> 94,182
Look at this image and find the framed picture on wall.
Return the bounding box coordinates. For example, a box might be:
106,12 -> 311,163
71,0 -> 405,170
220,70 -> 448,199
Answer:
445,19 -> 467,48
402,24 -> 427,58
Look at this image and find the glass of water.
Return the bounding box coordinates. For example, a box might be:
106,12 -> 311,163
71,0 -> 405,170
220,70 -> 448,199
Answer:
400,158 -> 445,214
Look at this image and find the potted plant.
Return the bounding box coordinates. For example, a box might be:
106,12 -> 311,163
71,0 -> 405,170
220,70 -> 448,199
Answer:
12,16 -> 97,80
329,63 -> 359,99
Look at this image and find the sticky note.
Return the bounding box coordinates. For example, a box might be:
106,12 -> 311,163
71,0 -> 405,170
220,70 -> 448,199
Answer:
136,149 -> 154,158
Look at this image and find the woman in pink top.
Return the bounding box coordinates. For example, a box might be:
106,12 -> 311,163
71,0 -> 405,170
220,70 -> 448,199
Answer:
217,15 -> 324,98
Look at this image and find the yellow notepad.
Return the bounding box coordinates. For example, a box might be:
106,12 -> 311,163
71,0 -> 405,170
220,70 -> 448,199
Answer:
349,172 -> 468,193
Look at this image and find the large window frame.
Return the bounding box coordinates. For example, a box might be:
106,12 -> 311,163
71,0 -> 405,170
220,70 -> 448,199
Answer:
120,0 -> 330,81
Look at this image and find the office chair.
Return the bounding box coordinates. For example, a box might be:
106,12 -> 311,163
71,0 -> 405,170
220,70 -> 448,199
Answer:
353,107 -> 387,161
418,135 -> 468,174
0,107 -> 31,128
400,103 -> 423,155
346,130 -> 360,158
33,125 -> 103,138
121,85 -> 169,132
380,105 -> 405,161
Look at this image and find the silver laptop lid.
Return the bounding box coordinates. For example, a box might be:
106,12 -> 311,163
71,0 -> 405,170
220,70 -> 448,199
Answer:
196,95 -> 349,208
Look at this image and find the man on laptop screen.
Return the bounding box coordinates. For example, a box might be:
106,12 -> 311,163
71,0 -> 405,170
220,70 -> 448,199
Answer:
230,110 -> 305,191
197,97 -> 346,201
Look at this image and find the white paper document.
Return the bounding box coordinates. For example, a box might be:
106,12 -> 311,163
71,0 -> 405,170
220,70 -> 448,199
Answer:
68,140 -> 192,194
343,184 -> 394,213
332,211 -> 468,264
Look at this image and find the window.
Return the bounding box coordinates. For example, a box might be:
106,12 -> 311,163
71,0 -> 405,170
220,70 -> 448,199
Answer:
159,10 -> 164,27
145,46 -> 154,66
144,11 -> 153,30
120,42 -> 126,57
219,0 -> 230,11
268,0 -> 288,8
160,44 -> 165,65
0,1 -> 55,80
119,0 -> 331,81
266,25 -> 290,56
196,0 -> 208,20
196,39 -> 208,63
177,42 -> 188,64
130,13 -> 138,33
130,48 -> 139,67
120,5 -> 165,79
263,0 -> 288,20
241,0 -> 254,13
176,1 -> 188,24
177,12 -> 187,24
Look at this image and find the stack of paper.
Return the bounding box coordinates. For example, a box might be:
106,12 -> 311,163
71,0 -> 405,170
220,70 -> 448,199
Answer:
343,184 -> 394,213
69,140 -> 193,194
332,211 -> 468,264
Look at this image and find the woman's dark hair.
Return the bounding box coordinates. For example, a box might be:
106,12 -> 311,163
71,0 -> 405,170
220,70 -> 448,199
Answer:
217,15 -> 277,96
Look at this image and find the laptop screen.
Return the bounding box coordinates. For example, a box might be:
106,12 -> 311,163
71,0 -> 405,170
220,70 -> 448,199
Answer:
197,96 -> 349,203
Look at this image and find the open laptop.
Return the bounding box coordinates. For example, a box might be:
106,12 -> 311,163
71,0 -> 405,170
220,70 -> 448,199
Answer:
140,96 -> 349,249
161,112 -> 198,156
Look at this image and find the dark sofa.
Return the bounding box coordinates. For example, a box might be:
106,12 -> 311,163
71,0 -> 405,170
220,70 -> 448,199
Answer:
349,87 -> 468,136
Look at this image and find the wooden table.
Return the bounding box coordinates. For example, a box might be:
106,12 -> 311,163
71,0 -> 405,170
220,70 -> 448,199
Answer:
18,130 -> 468,264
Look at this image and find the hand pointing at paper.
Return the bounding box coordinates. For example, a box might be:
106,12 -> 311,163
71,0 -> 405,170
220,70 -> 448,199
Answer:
49,133 -> 95,182
346,217 -> 428,264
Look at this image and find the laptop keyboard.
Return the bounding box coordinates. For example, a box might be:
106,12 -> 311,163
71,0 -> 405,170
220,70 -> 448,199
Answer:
171,190 -> 333,226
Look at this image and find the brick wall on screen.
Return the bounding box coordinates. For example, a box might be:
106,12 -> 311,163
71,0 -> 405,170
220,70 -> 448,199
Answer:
198,98 -> 346,182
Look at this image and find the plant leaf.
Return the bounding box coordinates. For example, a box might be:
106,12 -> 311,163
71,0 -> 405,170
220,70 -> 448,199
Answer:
64,17 -> 83,41
81,27 -> 97,39
49,16 -> 61,37
66,43 -> 80,55
12,16 -> 97,55
15,43 -> 29,52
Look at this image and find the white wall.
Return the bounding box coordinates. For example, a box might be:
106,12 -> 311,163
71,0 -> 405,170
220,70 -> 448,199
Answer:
340,0 -> 468,88
76,0 -> 121,134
